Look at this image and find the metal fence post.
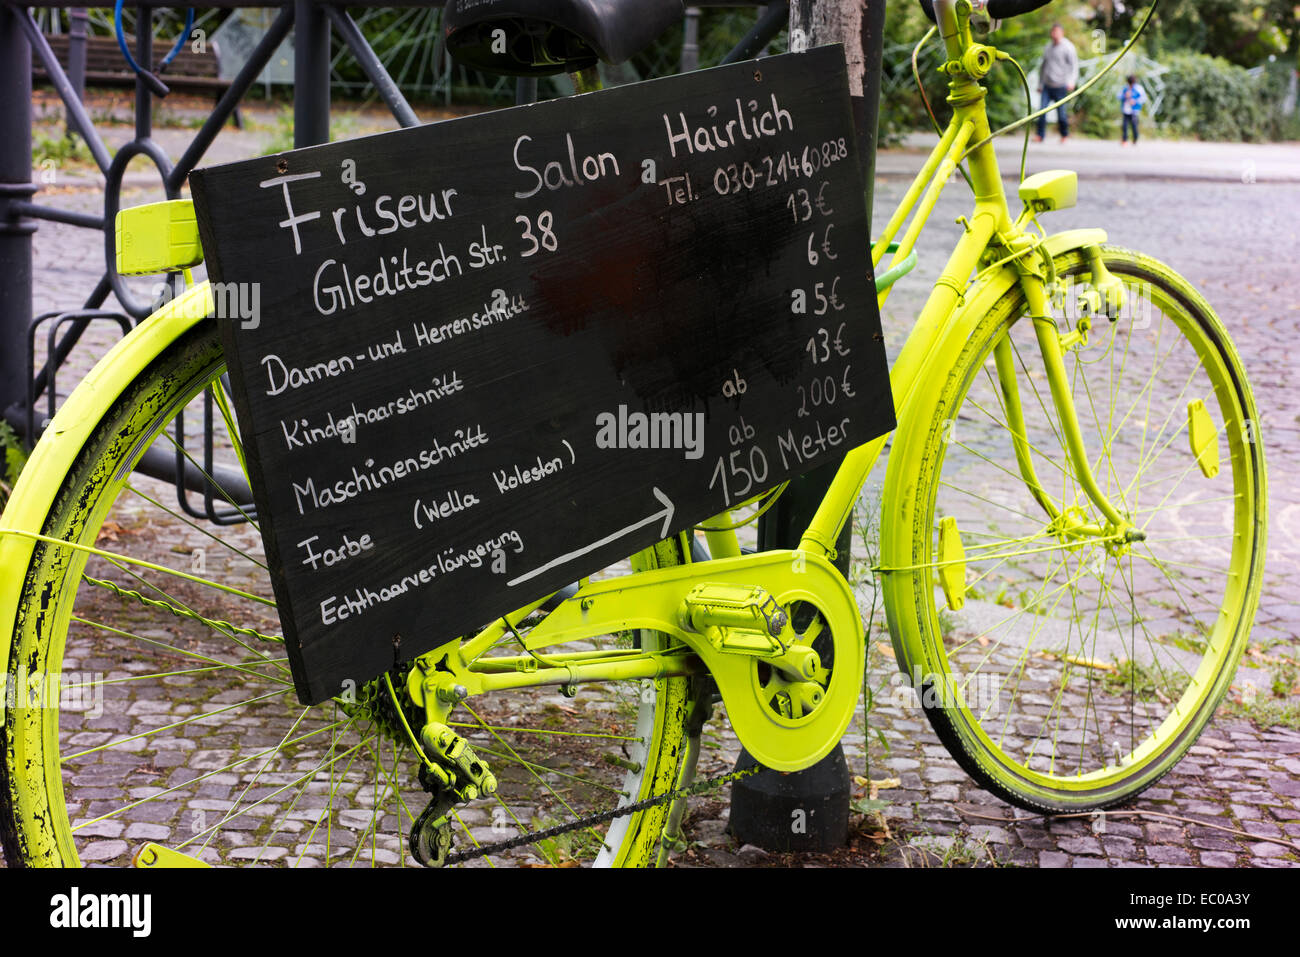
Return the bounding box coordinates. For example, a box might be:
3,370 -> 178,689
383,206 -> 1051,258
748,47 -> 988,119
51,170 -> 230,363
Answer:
0,5 -> 36,421
66,7 -> 88,141
294,0 -> 330,147
681,6 -> 701,74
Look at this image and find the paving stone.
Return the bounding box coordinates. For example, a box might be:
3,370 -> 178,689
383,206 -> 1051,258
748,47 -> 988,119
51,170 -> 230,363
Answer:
79,841 -> 129,862
1249,841 -> 1292,859
76,820 -> 125,838
1197,851 -> 1241,867
1099,821 -> 1144,839
923,767 -> 968,784
1190,834 -> 1241,852
229,846 -> 289,861
1100,836 -> 1136,859
1057,836 -> 1103,856
1145,845 -> 1193,866
125,822 -> 171,841
1240,819 -> 1282,839
1015,828 -> 1058,850
969,825 -> 1012,845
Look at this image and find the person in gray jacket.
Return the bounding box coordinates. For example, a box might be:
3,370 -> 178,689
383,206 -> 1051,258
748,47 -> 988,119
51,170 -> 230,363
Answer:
1036,24 -> 1079,142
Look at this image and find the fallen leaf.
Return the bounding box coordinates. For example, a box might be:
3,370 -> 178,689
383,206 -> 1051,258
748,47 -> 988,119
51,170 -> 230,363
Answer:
1064,654 -> 1115,672
869,777 -> 901,800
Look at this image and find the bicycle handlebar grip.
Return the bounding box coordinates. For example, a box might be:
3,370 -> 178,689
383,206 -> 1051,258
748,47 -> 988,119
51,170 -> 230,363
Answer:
918,0 -> 1054,22
987,0 -> 1054,18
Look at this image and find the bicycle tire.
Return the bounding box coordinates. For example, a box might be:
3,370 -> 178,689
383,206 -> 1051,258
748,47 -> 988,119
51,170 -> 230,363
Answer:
0,317 -> 692,867
880,245 -> 1266,811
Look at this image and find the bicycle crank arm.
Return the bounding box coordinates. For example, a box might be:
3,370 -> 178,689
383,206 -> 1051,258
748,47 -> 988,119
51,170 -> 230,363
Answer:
511,550 -> 865,772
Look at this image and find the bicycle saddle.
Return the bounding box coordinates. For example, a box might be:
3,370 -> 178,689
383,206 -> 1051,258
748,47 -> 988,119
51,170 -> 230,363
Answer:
443,0 -> 684,76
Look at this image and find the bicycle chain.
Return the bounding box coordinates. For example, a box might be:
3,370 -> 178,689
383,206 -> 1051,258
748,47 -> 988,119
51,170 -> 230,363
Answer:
82,573 -> 283,645
445,764 -> 759,865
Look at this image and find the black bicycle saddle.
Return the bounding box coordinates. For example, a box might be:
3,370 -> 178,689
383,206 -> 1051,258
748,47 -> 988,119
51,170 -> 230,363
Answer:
443,0 -> 684,76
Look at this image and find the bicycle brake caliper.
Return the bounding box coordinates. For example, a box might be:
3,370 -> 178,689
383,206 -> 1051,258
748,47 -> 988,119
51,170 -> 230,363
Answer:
405,670 -> 498,867
1084,245 -> 1128,320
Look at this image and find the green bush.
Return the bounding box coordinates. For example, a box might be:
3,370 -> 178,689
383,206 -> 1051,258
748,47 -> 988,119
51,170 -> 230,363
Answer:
1156,51 -> 1276,141
1066,50 -> 1297,142
1073,69 -> 1126,139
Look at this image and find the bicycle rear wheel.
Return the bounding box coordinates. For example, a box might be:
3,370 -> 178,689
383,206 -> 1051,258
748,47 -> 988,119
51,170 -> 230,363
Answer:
881,246 -> 1265,811
0,316 -> 693,866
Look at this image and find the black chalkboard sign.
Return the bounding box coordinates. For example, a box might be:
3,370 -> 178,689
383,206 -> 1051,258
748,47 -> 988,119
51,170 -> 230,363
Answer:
190,46 -> 895,705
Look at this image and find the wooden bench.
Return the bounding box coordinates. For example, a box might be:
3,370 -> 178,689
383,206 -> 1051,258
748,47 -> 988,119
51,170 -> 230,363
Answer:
33,33 -> 242,128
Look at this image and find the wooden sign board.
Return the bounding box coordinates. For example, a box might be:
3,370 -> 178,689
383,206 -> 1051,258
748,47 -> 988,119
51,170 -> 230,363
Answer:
190,46 -> 895,705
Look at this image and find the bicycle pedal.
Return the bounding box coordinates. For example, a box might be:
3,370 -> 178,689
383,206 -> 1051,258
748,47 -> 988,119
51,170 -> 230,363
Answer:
679,583 -> 787,656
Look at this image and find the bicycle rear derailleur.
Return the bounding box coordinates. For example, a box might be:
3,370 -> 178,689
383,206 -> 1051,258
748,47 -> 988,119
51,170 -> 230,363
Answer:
407,677 -> 498,867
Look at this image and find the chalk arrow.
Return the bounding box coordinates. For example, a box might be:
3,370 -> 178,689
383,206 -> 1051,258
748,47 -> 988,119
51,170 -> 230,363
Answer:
507,486 -> 676,588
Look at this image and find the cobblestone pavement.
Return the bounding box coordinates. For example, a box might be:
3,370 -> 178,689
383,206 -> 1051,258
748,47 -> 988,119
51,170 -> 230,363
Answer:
4,104 -> 1298,867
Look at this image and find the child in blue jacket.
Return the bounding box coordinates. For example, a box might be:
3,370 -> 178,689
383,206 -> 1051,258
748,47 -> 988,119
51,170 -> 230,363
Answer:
1119,75 -> 1146,145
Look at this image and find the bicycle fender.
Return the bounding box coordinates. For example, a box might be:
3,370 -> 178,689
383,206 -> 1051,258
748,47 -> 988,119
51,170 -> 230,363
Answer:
877,228 -> 1105,681
0,283 -> 213,721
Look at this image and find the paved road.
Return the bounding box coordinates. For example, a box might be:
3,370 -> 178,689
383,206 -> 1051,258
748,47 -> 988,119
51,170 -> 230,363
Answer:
8,107 -> 1300,867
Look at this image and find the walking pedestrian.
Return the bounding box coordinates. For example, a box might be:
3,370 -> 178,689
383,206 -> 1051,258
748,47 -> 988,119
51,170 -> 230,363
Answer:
1036,24 -> 1079,143
1119,74 -> 1146,145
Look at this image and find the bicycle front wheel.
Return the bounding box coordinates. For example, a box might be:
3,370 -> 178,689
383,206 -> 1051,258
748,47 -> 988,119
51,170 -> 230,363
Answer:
0,316 -> 692,866
881,245 -> 1266,811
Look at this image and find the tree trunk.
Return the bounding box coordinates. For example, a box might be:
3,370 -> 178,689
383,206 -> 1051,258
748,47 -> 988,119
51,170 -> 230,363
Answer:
789,0 -> 868,97
788,0 -> 885,218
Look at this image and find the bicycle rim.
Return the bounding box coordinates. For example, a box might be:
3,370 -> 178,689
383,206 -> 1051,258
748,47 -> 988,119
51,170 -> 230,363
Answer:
0,319 -> 691,866
886,246 -> 1265,809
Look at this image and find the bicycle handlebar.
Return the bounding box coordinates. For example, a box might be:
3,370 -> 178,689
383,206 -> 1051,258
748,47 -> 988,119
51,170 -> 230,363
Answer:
918,0 -> 1054,24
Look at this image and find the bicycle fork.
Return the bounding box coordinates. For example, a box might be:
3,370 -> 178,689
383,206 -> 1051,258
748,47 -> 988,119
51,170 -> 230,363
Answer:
996,253 -> 1144,552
